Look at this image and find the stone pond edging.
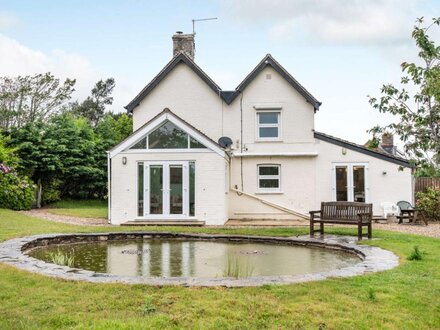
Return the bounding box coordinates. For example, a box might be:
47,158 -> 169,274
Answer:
0,232 -> 399,287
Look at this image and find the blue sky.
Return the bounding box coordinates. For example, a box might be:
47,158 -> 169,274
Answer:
0,0 -> 438,144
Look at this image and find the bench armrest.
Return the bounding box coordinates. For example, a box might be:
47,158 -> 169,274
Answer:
309,210 -> 321,220
357,212 -> 372,222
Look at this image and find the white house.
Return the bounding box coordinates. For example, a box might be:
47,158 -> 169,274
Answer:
108,33 -> 414,226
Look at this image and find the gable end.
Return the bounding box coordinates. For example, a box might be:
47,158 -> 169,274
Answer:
125,53 -> 321,113
110,108 -> 226,159
125,53 -> 222,113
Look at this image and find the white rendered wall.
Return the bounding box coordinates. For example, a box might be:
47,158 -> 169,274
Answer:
110,151 -> 228,225
315,139 -> 413,215
228,156 -> 316,219
132,64 -> 316,154
124,61 -> 412,221
132,63 -> 224,134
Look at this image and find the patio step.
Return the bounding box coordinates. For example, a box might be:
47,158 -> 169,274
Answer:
226,219 -> 308,227
121,220 -> 205,227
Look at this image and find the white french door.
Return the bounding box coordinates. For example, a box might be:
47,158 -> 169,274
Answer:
332,163 -> 369,202
143,161 -> 189,218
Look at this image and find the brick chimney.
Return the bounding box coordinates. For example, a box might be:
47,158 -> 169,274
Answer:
172,31 -> 195,60
381,133 -> 393,147
381,133 -> 395,155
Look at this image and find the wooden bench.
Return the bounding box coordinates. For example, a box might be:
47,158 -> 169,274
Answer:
309,202 -> 373,240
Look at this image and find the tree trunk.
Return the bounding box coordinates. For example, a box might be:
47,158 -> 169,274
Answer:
35,179 -> 42,209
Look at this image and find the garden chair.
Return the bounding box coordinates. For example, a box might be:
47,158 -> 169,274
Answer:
396,201 -> 428,226
381,202 -> 399,218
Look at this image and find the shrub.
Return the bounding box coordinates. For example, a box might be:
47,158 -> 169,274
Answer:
42,180 -> 62,205
0,164 -> 35,210
407,246 -> 424,261
416,187 -> 440,221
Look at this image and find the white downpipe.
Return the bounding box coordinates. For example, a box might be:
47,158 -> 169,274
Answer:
107,152 -> 111,224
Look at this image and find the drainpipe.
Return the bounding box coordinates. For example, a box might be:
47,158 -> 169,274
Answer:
107,152 -> 111,224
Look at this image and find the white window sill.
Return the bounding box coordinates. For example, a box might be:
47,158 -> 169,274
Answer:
255,191 -> 283,195
255,139 -> 283,143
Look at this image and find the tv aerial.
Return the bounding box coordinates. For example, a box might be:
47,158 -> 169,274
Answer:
191,17 -> 217,56
192,17 -> 218,35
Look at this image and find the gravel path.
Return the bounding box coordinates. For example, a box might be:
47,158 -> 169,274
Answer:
373,222 -> 440,239
21,209 -> 107,226
20,209 -> 440,238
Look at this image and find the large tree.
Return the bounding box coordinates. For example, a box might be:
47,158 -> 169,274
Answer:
0,73 -> 75,129
7,111 -> 132,206
70,78 -> 115,127
369,17 -> 440,169
8,120 -> 63,207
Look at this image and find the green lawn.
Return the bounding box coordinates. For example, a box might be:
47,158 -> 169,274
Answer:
46,200 -> 108,218
0,209 -> 439,329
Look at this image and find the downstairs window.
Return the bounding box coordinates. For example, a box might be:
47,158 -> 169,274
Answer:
257,164 -> 281,191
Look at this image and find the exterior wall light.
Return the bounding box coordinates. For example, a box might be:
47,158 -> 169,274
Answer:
382,171 -> 387,175
342,148 -> 347,155
122,157 -> 127,165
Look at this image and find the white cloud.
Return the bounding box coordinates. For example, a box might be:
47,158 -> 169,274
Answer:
222,0 -> 420,44
0,33 -> 133,112
0,11 -> 21,31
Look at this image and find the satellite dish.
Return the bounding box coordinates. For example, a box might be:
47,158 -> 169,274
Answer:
218,136 -> 233,148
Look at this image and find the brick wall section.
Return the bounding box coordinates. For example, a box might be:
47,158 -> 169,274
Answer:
172,33 -> 195,59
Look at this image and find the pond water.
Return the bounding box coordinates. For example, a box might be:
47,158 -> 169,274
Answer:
28,239 -> 360,278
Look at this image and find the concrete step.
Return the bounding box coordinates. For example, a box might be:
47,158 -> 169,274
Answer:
121,220 -> 205,227
226,219 -> 308,227
231,212 -> 301,221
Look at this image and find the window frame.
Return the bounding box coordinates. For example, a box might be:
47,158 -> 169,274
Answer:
255,110 -> 282,141
257,164 -> 281,193
128,120 -> 207,151
331,162 -> 369,202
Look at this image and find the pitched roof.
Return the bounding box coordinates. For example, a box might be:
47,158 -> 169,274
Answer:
232,54 -> 321,111
125,53 -> 321,112
314,131 -> 414,168
125,53 -> 222,112
108,108 -> 226,159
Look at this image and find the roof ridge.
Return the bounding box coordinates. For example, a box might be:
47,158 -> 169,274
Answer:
125,53 -> 321,112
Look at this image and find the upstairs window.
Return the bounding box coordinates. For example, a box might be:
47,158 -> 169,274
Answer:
257,164 -> 281,191
256,111 -> 281,140
129,120 -> 207,150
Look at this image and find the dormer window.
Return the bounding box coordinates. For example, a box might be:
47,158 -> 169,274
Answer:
256,110 -> 281,140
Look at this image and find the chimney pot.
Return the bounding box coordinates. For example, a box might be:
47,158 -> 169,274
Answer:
172,32 -> 195,60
